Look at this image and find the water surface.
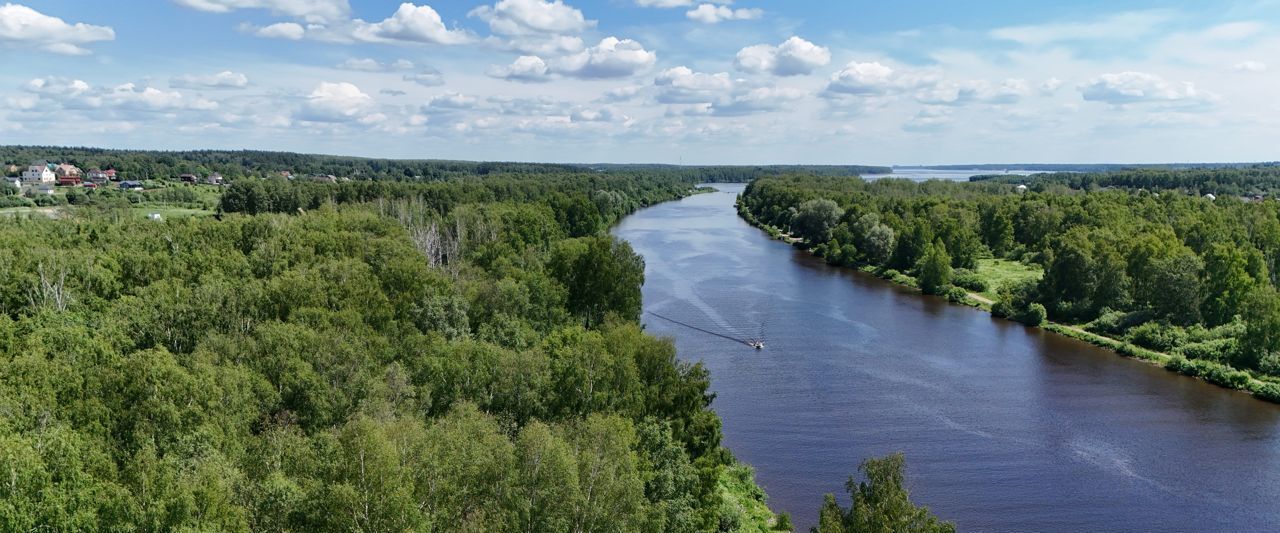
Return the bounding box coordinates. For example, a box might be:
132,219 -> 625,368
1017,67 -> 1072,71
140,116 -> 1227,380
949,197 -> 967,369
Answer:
613,184 -> 1280,531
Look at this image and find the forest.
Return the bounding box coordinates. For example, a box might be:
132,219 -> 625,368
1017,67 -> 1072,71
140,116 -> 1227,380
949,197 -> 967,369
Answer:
1,168 -> 796,532
740,173 -> 1280,403
972,165 -> 1280,196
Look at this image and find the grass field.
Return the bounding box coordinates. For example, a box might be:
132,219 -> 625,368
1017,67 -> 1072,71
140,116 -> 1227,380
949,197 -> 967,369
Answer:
975,258 -> 1043,301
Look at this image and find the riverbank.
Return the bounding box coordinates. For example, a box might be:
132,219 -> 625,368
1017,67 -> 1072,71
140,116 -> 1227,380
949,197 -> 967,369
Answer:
736,199 -> 1280,405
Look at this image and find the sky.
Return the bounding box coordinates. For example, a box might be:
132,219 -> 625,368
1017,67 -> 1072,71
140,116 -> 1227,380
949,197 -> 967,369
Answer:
1,1 -> 1278,165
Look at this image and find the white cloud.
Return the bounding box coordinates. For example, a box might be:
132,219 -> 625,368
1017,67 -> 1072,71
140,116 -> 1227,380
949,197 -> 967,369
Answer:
469,0 -> 593,36
903,107 -> 951,132
170,71 -> 250,90
635,0 -> 729,7
654,66 -> 732,103
551,37 -> 657,79
338,58 -> 415,71
915,79 -> 1028,106
990,10 -> 1173,47
1040,77 -> 1065,95
255,22 -> 305,40
493,34 -> 584,56
1080,71 -> 1216,106
22,77 -> 217,114
601,85 -> 645,102
709,86 -> 805,116
172,0 -> 349,23
734,36 -> 830,76
353,3 -> 472,45
297,82 -> 374,122
825,61 -> 910,96
0,4 -> 115,55
1234,60 -> 1267,72
404,68 -> 446,86
424,92 -> 480,113
488,56 -> 551,82
686,4 -> 761,24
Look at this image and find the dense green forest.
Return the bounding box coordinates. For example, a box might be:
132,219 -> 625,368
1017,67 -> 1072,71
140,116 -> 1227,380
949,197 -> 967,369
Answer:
972,166 -> 1280,196
0,169 -> 794,531
1,145 -> 887,183
740,174 -> 1280,402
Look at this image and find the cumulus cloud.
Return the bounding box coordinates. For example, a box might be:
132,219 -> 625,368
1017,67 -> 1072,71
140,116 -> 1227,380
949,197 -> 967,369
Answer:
297,82 -> 374,122
1079,71 -> 1216,106
403,68 -> 446,86
172,0 -> 350,23
493,34 -> 584,56
423,92 -> 480,114
488,56 -> 551,82
709,86 -> 805,116
0,3 -> 115,55
735,36 -> 830,76
1234,60 -> 1267,72
550,37 -> 656,79
653,66 -> 732,103
338,58 -> 415,71
353,3 -> 472,45
1040,77 -> 1065,95
915,79 -> 1028,106
635,0 -> 727,7
686,4 -> 761,24
601,85 -> 645,102
903,107 -> 952,132
23,77 -> 217,113
254,22 -> 305,40
469,0 -> 594,36
170,71 -> 250,90
824,61 -> 901,96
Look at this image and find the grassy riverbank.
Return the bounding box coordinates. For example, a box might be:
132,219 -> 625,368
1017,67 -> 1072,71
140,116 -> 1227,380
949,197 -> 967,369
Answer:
739,205 -> 1280,405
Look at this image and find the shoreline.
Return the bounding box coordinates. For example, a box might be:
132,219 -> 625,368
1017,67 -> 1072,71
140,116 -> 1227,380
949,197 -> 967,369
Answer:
735,198 -> 1280,406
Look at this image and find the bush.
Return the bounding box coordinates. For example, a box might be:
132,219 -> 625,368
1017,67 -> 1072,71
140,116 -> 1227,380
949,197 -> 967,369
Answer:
1126,322 -> 1189,353
881,269 -> 901,280
1254,382 -> 1280,403
1085,309 -> 1155,336
1021,303 -> 1047,326
773,512 -> 793,531
0,195 -> 33,208
950,268 -> 988,292
944,285 -> 971,304
1174,338 -> 1237,363
1260,352 -> 1280,376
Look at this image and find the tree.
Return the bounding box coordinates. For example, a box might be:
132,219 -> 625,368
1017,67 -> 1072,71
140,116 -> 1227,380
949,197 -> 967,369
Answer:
548,236 -> 645,328
1201,243 -> 1257,327
793,199 -> 844,244
810,454 -> 954,533
1240,287 -> 1280,370
916,241 -> 952,295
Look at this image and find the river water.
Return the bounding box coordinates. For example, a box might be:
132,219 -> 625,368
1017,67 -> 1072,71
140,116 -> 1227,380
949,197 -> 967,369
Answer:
613,184 -> 1280,531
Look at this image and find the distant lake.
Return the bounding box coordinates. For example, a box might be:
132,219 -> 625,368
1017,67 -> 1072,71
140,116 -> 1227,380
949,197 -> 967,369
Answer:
865,168 -> 1042,181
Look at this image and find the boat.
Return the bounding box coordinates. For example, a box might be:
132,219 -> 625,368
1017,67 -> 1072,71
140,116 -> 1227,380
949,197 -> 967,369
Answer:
750,341 -> 764,350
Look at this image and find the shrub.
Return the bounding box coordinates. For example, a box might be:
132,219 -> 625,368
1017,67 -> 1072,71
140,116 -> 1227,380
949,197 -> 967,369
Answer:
1254,382 -> 1280,403
1126,322 -> 1189,353
773,513 -> 793,531
950,268 -> 988,292
1175,338 -> 1237,363
1260,352 -> 1280,376
944,285 -> 971,304
1021,303 -> 1048,326
881,269 -> 901,279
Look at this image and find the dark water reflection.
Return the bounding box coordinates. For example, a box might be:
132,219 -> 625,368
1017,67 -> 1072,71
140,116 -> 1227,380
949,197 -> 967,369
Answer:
613,184 -> 1280,532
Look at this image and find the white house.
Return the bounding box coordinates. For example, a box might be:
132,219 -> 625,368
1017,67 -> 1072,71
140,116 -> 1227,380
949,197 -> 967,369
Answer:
4,177 -> 19,189
21,164 -> 54,184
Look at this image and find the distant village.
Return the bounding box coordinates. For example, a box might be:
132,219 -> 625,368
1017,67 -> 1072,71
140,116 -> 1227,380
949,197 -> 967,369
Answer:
4,161 -> 352,195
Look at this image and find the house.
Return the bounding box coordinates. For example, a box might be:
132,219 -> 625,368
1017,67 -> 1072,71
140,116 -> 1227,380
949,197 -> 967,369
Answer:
308,174 -> 338,184
119,181 -> 144,191
179,173 -> 199,183
54,163 -> 82,180
104,169 -> 118,181
1204,193 -> 1217,201
87,169 -> 110,184
4,177 -> 19,189
21,163 -> 55,183
204,173 -> 224,185
35,184 -> 55,196
1015,184 -> 1028,194
57,175 -> 82,187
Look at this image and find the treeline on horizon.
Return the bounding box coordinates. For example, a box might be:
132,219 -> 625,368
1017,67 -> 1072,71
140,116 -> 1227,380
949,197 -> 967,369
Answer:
740,172 -> 1280,403
972,166 -> 1280,196
1,169 -> 798,531
922,162 -> 1280,172
0,145 -> 889,183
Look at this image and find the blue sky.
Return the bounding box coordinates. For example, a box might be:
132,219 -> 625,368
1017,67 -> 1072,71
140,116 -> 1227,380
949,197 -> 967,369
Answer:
2,1 -> 1278,164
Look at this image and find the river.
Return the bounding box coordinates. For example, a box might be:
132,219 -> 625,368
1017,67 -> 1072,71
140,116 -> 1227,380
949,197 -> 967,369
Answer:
612,184 -> 1280,531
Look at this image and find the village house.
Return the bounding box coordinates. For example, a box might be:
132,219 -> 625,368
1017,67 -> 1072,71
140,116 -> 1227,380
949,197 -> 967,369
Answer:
54,163 -> 82,180
179,173 -> 199,183
119,181 -> 144,191
104,169 -> 118,181
205,172 -> 224,185
21,162 -> 55,183
87,169 -> 110,184
308,174 -> 338,184
57,174 -> 83,187
5,176 -> 19,189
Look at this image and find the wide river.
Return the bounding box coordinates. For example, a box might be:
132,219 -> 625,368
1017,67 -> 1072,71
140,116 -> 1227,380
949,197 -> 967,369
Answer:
613,184 -> 1280,532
